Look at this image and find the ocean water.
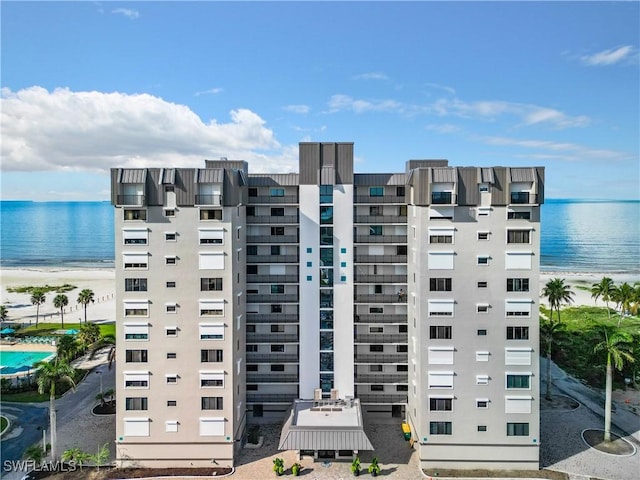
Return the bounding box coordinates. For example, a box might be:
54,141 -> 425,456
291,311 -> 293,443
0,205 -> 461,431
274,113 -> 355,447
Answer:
0,200 -> 638,273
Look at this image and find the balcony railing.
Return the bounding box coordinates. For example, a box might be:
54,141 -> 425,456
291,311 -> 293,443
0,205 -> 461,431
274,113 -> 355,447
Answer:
510,192 -> 538,204
357,394 -> 407,404
247,313 -> 299,324
248,195 -> 299,204
247,274 -> 299,284
355,235 -> 407,244
246,254 -> 299,263
355,334 -> 408,344
354,215 -> 407,224
246,353 -> 299,363
354,274 -> 407,283
246,235 -> 299,244
354,255 -> 407,264
248,215 -> 299,224
246,374 -> 299,383
431,192 -> 456,205
355,354 -> 408,363
117,195 -> 145,206
195,194 -> 222,206
354,294 -> 407,304
247,294 -> 299,304
247,393 -> 298,403
355,374 -> 408,384
246,333 -> 299,343
354,314 -> 407,324
354,195 -> 405,204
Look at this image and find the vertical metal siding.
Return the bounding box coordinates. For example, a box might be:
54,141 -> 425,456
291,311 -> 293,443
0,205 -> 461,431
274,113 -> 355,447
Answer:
146,169 -> 162,206
176,169 -> 196,206
299,143 -> 319,185
321,143 -> 336,166
411,168 -> 430,206
536,167 -> 545,204
491,167 -> 508,205
336,143 -> 354,185
458,167 -> 479,206
110,169 -> 120,205
320,167 -> 335,185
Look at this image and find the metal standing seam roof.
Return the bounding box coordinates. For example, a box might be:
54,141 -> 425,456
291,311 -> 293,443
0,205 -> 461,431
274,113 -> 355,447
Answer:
510,168 -> 535,182
248,174 -> 300,186
481,168 -> 495,184
278,428 -> 374,451
431,167 -> 456,183
354,173 -> 406,186
119,169 -> 147,184
161,168 -> 176,184
196,169 -> 224,183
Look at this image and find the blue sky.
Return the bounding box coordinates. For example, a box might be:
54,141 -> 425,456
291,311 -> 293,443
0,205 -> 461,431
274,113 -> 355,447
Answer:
1,1 -> 638,201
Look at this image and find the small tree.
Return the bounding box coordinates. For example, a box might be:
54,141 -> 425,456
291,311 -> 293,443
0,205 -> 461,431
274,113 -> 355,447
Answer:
368,457 -> 381,476
62,447 -> 91,470
272,457 -> 284,476
77,323 -> 101,352
76,289 -> 95,324
23,444 -> 45,464
90,443 -> 109,471
53,294 -> 69,329
351,456 -> 361,476
56,335 -> 79,363
31,288 -> 46,328
540,318 -> 565,400
103,388 -> 115,405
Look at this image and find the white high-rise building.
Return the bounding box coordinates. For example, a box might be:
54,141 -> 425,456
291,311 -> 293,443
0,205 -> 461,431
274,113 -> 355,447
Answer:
111,142 -> 543,469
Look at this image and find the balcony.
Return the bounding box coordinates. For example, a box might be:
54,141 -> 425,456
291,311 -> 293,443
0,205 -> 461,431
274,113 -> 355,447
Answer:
355,334 -> 408,344
354,195 -> 405,204
247,274 -> 299,284
247,294 -> 298,304
355,354 -> 408,363
355,374 -> 408,384
247,393 -> 297,403
117,195 -> 145,206
246,374 -> 299,383
354,274 -> 407,283
249,195 -> 299,204
431,192 -> 456,205
247,313 -> 299,324
357,394 -> 407,404
510,192 -> 538,204
355,235 -> 407,244
246,235 -> 299,244
354,215 -> 407,224
246,254 -> 299,263
246,333 -> 299,343
248,215 -> 299,224
354,294 -> 407,304
354,314 -> 407,324
354,255 -> 407,264
195,194 -> 222,206
246,353 -> 299,363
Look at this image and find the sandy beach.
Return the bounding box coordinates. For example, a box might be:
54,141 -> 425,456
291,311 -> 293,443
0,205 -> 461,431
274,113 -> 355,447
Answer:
1,267 -> 637,327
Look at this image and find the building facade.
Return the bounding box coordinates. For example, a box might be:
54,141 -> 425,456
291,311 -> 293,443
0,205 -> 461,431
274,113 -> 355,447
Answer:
111,142 -> 543,469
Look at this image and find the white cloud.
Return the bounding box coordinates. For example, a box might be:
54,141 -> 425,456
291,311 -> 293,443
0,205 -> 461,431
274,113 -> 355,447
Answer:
195,88 -> 223,96
283,104 -> 310,114
580,45 -> 636,66
425,124 -> 461,134
353,72 -> 389,81
327,94 -> 403,114
424,83 -> 456,95
0,86 -> 299,174
112,8 -> 139,19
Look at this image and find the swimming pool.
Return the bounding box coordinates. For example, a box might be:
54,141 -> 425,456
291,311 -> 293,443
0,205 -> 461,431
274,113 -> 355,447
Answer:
0,351 -> 56,375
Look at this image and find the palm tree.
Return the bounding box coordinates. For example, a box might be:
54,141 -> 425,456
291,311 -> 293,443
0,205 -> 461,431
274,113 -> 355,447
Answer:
610,282 -> 635,327
56,335 -> 79,363
53,294 -> 69,329
77,323 -> 101,352
30,288 -> 46,327
76,289 -> 95,324
593,328 -> 635,442
591,277 -> 615,321
34,359 -> 76,460
540,318 -> 565,400
542,278 -> 575,324
0,305 -> 8,327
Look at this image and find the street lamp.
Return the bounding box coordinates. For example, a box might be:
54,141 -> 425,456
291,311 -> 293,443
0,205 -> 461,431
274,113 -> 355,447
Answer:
96,370 -> 103,395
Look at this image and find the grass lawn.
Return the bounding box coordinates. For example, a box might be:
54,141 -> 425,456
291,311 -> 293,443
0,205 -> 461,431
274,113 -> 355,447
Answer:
543,305 -> 640,389
18,323 -> 115,337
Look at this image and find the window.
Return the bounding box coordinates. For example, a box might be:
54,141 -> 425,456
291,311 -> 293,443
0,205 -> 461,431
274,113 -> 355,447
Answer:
477,232 -> 489,240
428,251 -> 455,270
271,344 -> 285,352
201,349 -> 224,362
165,327 -> 177,336
429,397 -> 453,411
165,303 -> 177,313
166,375 -> 178,384
429,234 -> 453,244
476,351 -> 490,362
271,207 -> 285,217
199,324 -> 224,340
507,423 -> 529,436
199,300 -> 224,316
429,326 -> 452,339
369,225 -> 383,236
396,245 -> 407,255
506,374 -> 531,389
479,184 -> 490,193
320,206 -> 333,224
166,421 -> 178,433
124,372 -> 149,388
246,265 -> 258,275
123,229 -> 148,245
201,397 -> 224,410
199,228 -> 224,244
507,230 -> 531,244
428,371 -> 454,389
397,385 -> 408,392
200,209 -> 222,221
124,209 -> 146,221
246,345 -> 258,352
271,364 -> 285,372
476,375 -> 489,385
369,206 -> 383,216
396,345 -> 408,353
201,278 -> 223,291
428,300 -> 454,317
246,206 -> 255,217
271,226 -> 285,236
125,278 -> 147,292
271,325 -> 284,333
505,396 -> 533,414
166,281 -> 176,288
508,210 -> 531,220
125,350 -> 148,363
428,347 -> 454,364
370,307 -> 383,314
477,281 -> 487,288
429,278 -> 452,291
199,252 -> 224,270
200,372 -> 224,388
270,188 -> 284,197
476,399 -> 489,409
477,256 -> 490,265
271,304 -> 282,313
320,227 -> 333,245
505,300 -> 532,317
246,364 -> 258,372
248,188 -> 258,197
370,187 -> 384,197
167,400 -> 177,406
507,326 -> 529,340
396,186 -> 405,196
369,345 -> 384,352
125,397 -> 148,410
319,185 -> 333,203
271,284 -> 285,294
165,256 -> 177,265
371,385 -> 384,392
369,365 -> 383,372
271,245 -> 281,256
477,329 -> 487,336
478,425 -> 487,432
507,278 -> 529,292
200,418 -> 225,436
165,233 -> 176,241
477,304 -> 489,313
123,253 -> 148,269
429,422 -> 452,435
164,209 -> 175,217
124,301 -> 149,317
505,348 -> 533,365
505,251 -> 534,270
167,352 -> 176,359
